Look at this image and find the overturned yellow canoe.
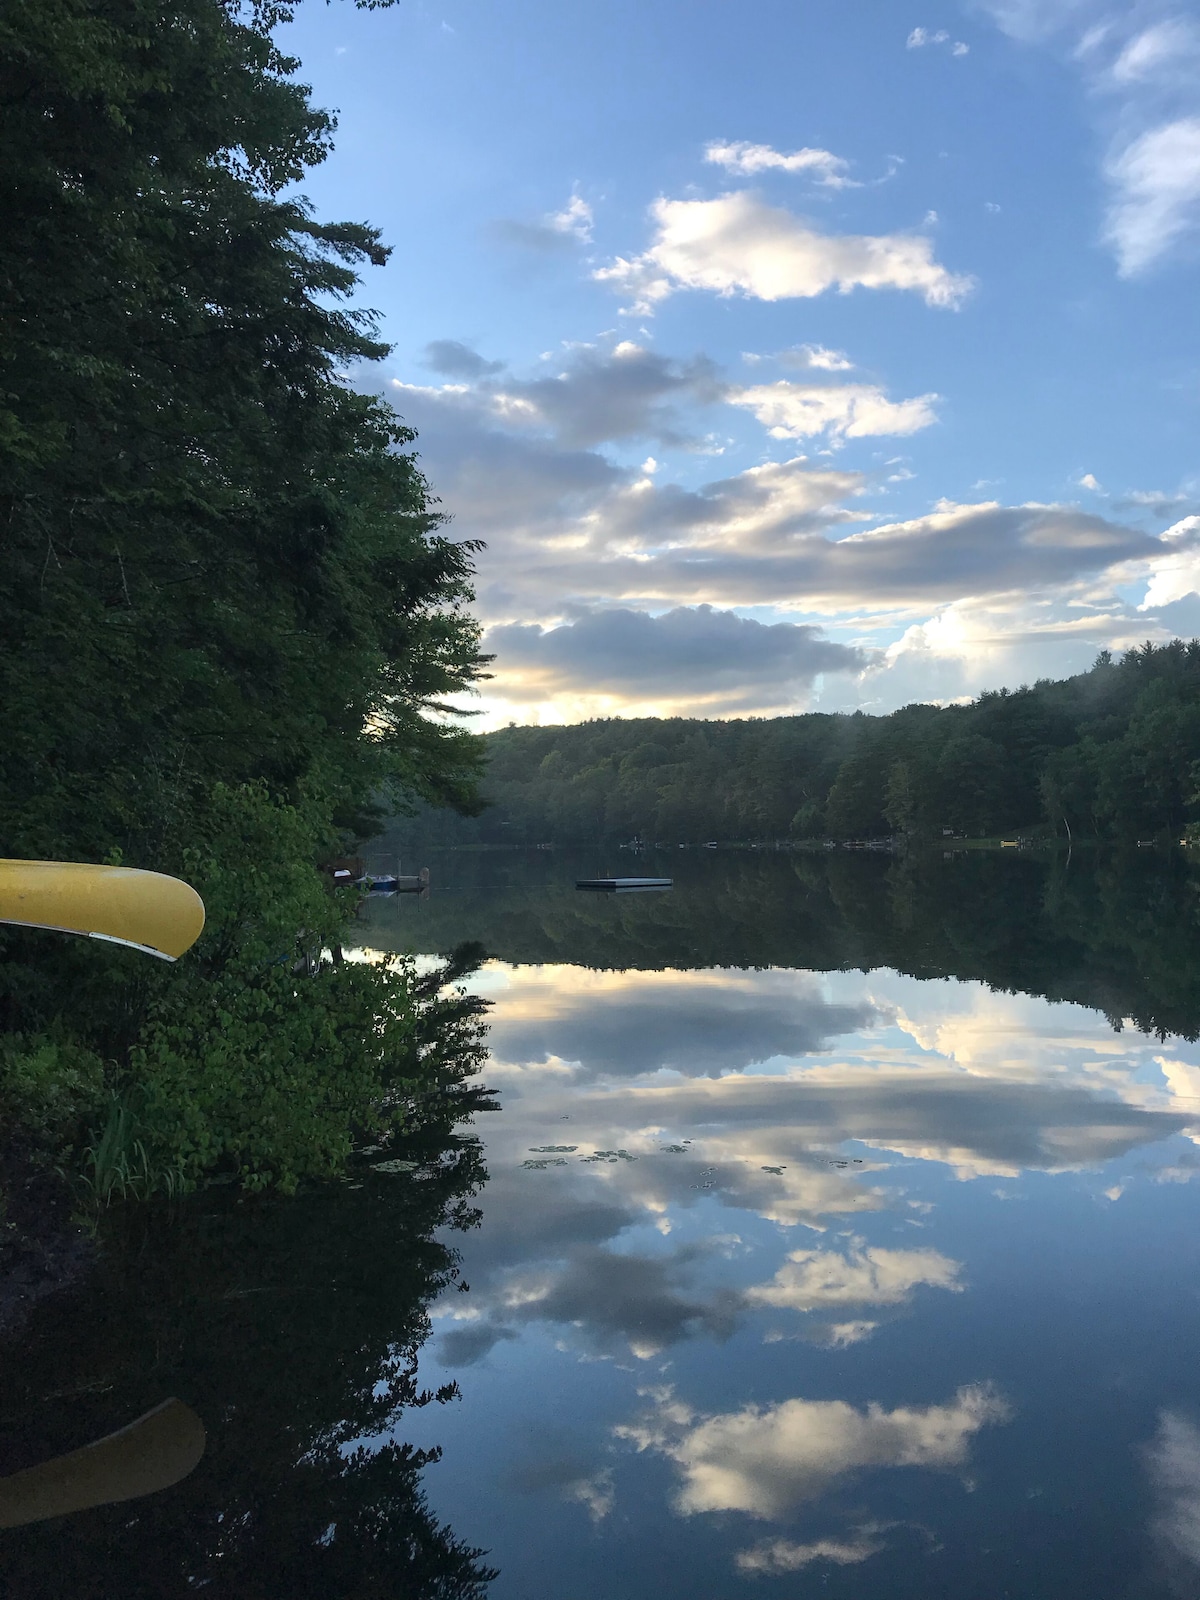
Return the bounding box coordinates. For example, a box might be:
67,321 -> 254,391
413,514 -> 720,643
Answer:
0,861 -> 205,961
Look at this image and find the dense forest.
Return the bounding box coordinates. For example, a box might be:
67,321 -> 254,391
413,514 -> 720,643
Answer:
404,642 -> 1200,847
0,0 -> 489,1219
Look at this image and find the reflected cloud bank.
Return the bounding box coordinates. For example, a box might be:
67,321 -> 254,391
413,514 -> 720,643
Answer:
735,1524 -> 891,1573
617,1383 -> 1010,1517
388,856 -> 1200,1597
428,960 -> 1198,1370
746,1245 -> 963,1312
486,966 -> 882,1080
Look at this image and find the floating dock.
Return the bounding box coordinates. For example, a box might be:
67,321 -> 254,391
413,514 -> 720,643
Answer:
575,877 -> 673,893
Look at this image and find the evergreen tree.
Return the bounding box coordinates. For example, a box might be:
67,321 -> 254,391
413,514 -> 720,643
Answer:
0,0 -> 487,868
0,0 -> 492,1195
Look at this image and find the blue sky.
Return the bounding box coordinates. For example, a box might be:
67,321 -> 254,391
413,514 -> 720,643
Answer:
285,0 -> 1200,724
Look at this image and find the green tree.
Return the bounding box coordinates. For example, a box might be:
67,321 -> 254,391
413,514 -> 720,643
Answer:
0,0 -> 492,1193
825,750 -> 890,837
0,0 -> 488,870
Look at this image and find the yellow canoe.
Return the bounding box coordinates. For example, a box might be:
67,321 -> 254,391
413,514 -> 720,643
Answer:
0,861 -> 205,961
0,1398 -> 205,1527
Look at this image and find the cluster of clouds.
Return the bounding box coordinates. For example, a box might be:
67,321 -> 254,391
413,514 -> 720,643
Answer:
1147,1411 -> 1200,1574
384,329 -> 1199,720
428,965 -> 1199,1381
704,139 -> 860,187
389,83 -> 1200,724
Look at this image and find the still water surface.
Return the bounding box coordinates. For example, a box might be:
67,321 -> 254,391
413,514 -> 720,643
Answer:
4,848 -> 1200,1597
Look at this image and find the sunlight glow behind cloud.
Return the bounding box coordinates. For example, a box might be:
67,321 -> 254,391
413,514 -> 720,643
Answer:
594,192 -> 975,314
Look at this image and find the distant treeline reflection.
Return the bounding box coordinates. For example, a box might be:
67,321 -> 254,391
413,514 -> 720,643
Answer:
365,850 -> 1200,1041
407,643 -> 1200,847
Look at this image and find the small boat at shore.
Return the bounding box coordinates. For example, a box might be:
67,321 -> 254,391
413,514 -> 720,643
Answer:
576,877 -> 673,893
368,870 -> 429,895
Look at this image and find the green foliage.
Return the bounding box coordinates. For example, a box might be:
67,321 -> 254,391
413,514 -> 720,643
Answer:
80,1092 -> 188,1203
0,782 -> 490,1197
0,0 -> 488,867
0,1035 -> 105,1146
0,0 -> 492,1197
398,642 -> 1200,846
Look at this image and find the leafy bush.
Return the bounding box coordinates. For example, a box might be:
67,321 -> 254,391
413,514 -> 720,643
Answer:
3,784 -> 490,1200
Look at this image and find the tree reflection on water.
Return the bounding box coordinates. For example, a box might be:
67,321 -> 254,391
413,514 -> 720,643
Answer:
366,846 -> 1200,1039
0,1123 -> 497,1599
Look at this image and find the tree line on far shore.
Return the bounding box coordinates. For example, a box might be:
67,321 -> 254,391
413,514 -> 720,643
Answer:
404,641 -> 1200,847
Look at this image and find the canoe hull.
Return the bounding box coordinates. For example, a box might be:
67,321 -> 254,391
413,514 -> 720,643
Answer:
0,861 -> 205,961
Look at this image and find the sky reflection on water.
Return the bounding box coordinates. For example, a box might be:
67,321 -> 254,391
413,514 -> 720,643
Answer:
365,858 -> 1200,1598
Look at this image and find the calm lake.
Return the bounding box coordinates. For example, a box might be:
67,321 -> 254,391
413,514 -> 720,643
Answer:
4,846 -> 1200,1597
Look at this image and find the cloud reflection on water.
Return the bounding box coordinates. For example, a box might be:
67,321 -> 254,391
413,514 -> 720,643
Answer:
415,955 -> 1200,1581
616,1381 -> 1011,1517
486,966 -> 882,1080
432,962 -> 1197,1370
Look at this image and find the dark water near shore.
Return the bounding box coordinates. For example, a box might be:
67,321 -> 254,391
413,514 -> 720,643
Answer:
4,848 -> 1200,1597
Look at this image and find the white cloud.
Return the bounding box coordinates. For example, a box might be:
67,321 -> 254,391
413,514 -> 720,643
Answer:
564,1469 -> 614,1523
907,26 -> 969,54
730,379 -> 940,442
736,1527 -> 890,1573
1078,472 -> 1102,491
619,1384 -> 1010,1518
979,0 -> 1091,45
493,192 -> 594,251
745,1245 -> 963,1311
1141,516 -> 1200,607
1110,19 -> 1200,86
374,348 -> 1200,721
385,373 -> 1185,623
512,497 -> 1169,617
564,1064 -> 1193,1183
593,192 -> 976,314
704,140 -> 856,187
1105,117 -> 1200,276
548,193 -> 594,242
791,343 -> 855,372
820,1320 -> 881,1347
